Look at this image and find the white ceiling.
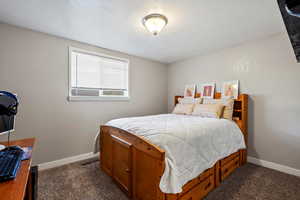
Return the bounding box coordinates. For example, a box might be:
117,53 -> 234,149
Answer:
0,0 -> 285,64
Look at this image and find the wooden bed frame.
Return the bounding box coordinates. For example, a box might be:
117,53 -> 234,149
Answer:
100,93 -> 248,200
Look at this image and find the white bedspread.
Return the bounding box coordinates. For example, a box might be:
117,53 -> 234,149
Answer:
106,114 -> 246,194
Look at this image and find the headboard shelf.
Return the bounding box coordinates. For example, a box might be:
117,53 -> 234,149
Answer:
233,101 -> 242,110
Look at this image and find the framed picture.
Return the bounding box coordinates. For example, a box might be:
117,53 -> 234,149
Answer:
222,80 -> 239,99
201,83 -> 215,99
184,84 -> 196,98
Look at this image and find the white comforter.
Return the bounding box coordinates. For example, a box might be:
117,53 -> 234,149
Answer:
106,114 -> 246,194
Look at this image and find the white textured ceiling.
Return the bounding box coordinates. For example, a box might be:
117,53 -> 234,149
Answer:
0,0 -> 285,63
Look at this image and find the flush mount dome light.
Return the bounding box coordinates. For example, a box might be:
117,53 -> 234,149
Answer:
142,13 -> 168,36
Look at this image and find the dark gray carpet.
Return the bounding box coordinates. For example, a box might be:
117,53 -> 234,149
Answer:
38,160 -> 300,200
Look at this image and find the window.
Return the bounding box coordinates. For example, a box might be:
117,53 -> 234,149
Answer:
69,47 -> 129,101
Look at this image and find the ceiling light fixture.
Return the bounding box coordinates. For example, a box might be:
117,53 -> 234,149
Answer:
142,13 -> 168,36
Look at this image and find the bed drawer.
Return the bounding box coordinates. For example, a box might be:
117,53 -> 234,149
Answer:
200,175 -> 215,198
199,168 -> 214,182
180,167 -> 214,196
181,178 -> 199,196
221,156 -> 239,181
220,151 -> 239,167
180,175 -> 214,200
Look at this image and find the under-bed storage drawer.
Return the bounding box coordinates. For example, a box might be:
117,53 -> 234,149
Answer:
181,178 -> 199,195
180,167 -> 214,196
221,156 -> 239,181
220,151 -> 239,167
180,174 -> 214,200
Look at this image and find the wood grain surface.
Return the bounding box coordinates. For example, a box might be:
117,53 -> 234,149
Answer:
0,138 -> 35,200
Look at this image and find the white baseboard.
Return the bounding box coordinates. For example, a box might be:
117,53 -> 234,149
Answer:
38,152 -> 99,171
247,156 -> 300,177
38,153 -> 300,177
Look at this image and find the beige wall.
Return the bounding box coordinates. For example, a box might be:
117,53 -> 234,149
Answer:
168,33 -> 300,170
1,22 -> 299,171
0,23 -> 168,165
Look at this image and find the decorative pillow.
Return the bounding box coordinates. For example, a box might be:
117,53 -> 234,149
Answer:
203,98 -> 234,120
172,104 -> 194,115
178,97 -> 202,104
192,104 -> 225,118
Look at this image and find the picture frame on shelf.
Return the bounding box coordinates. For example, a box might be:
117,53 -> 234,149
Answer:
201,83 -> 215,99
222,80 -> 239,99
184,84 -> 196,98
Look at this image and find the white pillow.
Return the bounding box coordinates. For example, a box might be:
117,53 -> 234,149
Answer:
178,97 -> 202,104
172,104 -> 194,115
192,104 -> 225,118
203,98 -> 234,120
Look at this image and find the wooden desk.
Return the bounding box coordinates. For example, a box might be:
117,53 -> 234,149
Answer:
0,138 -> 36,200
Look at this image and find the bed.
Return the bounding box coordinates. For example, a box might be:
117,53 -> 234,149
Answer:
99,92 -> 248,200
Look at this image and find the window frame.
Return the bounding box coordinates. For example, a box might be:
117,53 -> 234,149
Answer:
68,46 -> 130,101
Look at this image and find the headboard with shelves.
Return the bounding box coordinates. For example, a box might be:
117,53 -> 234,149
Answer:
174,93 -> 248,147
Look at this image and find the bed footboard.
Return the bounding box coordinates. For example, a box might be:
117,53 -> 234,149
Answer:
100,125 -> 166,199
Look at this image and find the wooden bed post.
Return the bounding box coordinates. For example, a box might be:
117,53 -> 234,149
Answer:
236,94 -> 248,165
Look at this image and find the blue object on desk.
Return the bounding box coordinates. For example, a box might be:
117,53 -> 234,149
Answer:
0,146 -> 24,182
21,146 -> 32,160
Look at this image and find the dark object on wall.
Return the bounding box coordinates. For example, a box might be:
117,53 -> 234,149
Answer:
278,0 -> 300,62
285,0 -> 300,17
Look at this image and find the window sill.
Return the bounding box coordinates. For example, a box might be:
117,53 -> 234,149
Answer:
68,96 -> 130,102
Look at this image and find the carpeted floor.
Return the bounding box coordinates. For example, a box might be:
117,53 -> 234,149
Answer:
38,159 -> 300,200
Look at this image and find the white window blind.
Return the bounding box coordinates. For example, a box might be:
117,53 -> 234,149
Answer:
69,47 -> 129,100
100,57 -> 128,90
